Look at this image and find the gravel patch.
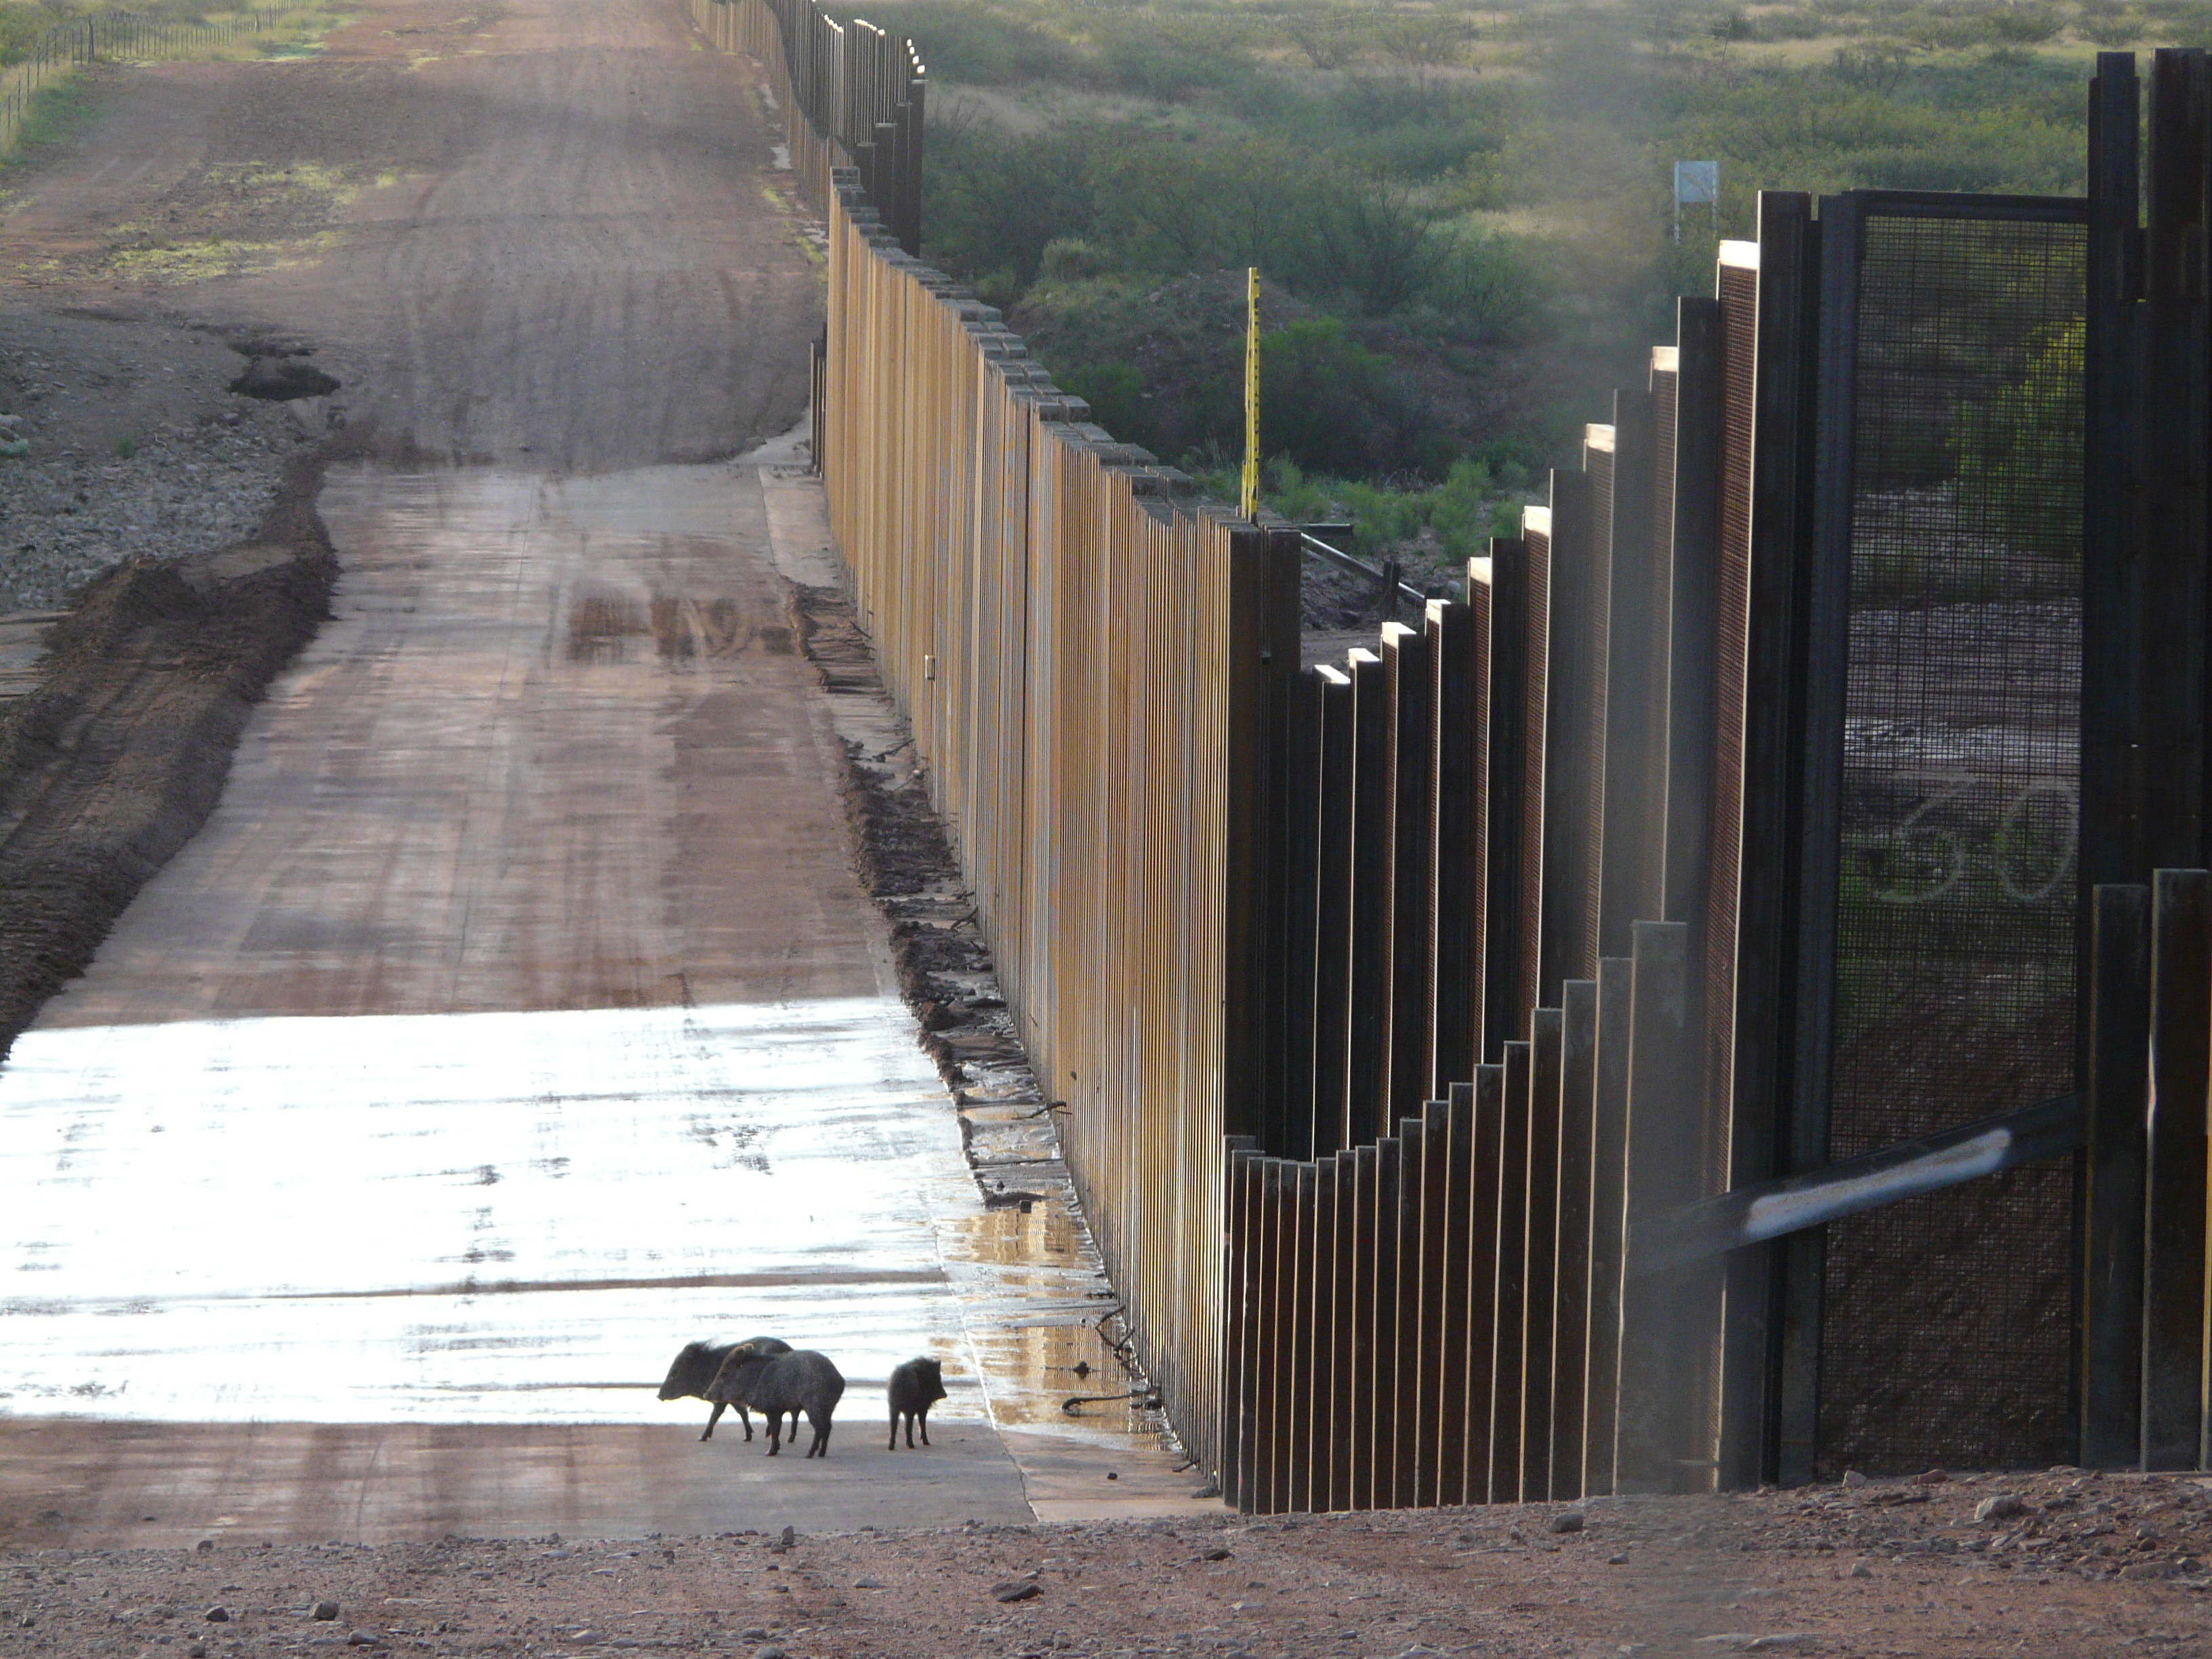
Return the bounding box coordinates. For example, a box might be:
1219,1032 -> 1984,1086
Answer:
0,304 -> 340,611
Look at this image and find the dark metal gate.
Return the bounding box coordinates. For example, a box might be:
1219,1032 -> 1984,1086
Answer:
1786,191 -> 2090,1479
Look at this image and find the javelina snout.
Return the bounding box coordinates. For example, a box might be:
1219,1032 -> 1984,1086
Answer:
887,1355 -> 947,1450
708,1341 -> 846,1458
659,1336 -> 796,1442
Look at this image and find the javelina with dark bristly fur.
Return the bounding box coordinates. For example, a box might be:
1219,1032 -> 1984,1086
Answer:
658,1336 -> 795,1442
887,1355 -> 947,1449
707,1340 -> 846,1457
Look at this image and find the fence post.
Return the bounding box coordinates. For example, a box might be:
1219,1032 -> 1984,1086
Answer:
2080,886 -> 2150,1468
1382,621 -> 1435,1131
1368,1134 -> 1404,1507
1328,1147 -> 1359,1509
1537,466 -> 1604,1005
1597,390 -> 1662,957
2142,54 -> 2211,871
1616,921 -> 1717,1492
1287,1161 -> 1317,1509
1225,523 -> 1292,1146
1222,1138 -> 1258,1510
1347,1142 -> 1378,1509
1345,647 -> 1391,1143
1312,664 -> 1355,1156
2145,869 -> 2211,1469
1521,1006 -> 1565,1500
1280,668 -> 1324,1160
1464,1065 -> 1504,1502
1721,187 -> 1819,1491
1490,1037 -> 1533,1500
1308,1152 -> 1340,1507
2081,52 -> 2142,909
903,73 -> 926,255
1429,1090 -> 1473,1505
1482,540 -> 1531,1063
1770,190 -> 1868,1488
1247,1159 -> 1282,1513
1661,297 -> 1726,946
1553,977 -> 1599,1498
1264,550 -> 1314,1157
1393,1113 -> 1427,1507
1583,954 -> 1633,1494
1427,594 -> 1485,1096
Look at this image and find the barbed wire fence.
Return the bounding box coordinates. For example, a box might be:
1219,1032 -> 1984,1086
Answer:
1,8 -> 285,156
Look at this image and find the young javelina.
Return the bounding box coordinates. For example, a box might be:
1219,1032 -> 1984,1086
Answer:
707,1340 -> 846,1458
887,1355 -> 947,1449
659,1336 -> 794,1441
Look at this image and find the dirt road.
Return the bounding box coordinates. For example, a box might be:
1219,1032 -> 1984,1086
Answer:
0,0 -> 1186,1544
9,1465 -> 2212,1659
2,0 -> 820,471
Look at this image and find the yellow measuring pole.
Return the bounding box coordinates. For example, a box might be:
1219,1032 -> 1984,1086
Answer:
1240,266 -> 1260,520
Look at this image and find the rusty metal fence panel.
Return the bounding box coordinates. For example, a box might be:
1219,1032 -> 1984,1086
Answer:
713,0 -> 1294,1479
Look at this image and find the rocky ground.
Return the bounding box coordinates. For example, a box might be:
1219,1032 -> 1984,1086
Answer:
0,303 -> 342,611
5,1467 -> 2211,1658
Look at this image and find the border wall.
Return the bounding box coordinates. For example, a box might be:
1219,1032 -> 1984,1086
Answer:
708,0 -> 2212,1504
705,0 -> 1297,1477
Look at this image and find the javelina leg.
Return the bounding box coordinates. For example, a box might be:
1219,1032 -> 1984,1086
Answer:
739,1406 -> 754,1443
808,1413 -> 832,1458
701,1401 -> 726,1443
919,1407 -> 930,1447
888,1410 -> 900,1452
765,1418 -> 781,1456
902,1412 -> 914,1449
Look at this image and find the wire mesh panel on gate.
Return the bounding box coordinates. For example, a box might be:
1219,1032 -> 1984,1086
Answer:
1822,200 -> 2085,1475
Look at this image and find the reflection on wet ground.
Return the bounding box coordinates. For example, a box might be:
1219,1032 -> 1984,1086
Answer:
1,998 -> 981,1424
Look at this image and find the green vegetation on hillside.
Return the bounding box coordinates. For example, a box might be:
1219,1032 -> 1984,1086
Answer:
841,0 -> 2192,576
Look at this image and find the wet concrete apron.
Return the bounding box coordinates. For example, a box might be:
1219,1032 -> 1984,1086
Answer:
0,462 -> 1189,1544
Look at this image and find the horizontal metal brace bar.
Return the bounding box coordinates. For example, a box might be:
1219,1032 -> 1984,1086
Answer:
1300,533 -> 1427,607
1628,1092 -> 2083,1277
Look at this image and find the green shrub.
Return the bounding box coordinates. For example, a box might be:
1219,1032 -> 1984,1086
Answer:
1250,455 -> 1521,568
1259,317 -> 1412,477
1040,237 -> 1111,281
0,4 -> 47,66
1950,317 -> 2083,558
1427,457 -> 1498,559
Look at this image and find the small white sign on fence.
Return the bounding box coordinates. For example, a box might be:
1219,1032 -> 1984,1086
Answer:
1674,160 -> 1720,243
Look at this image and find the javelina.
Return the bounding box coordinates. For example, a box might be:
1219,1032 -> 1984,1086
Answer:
887,1355 -> 947,1449
658,1336 -> 796,1442
707,1340 -> 845,1458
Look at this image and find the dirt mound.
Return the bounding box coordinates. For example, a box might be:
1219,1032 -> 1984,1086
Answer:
0,452 -> 336,1058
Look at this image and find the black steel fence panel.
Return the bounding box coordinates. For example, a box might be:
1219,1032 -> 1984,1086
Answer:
1810,190 -> 2089,1476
